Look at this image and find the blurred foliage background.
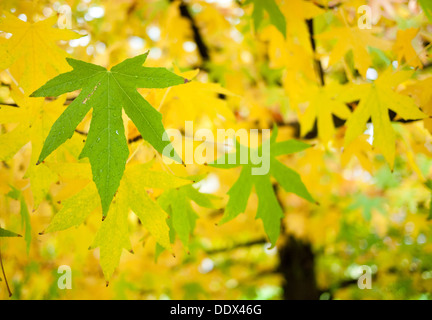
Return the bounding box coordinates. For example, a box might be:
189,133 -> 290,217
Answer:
1,0 -> 432,300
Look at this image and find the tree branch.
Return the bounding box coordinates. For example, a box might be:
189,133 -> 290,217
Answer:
205,238 -> 268,255
171,0 -> 210,67
306,19 -> 325,86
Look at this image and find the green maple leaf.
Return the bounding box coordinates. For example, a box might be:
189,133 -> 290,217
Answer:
0,227 -> 21,238
157,184 -> 218,252
208,125 -> 315,246
30,52 -> 187,216
348,194 -> 385,221
246,0 -> 286,38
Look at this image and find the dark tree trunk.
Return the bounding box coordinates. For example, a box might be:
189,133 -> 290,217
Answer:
278,236 -> 320,300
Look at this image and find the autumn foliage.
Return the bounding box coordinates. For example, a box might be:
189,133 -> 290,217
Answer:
1,0 -> 432,300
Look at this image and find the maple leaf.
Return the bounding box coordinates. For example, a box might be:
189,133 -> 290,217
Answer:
157,184 -> 218,251
43,182 -> 99,233
393,28 -> 422,69
256,0 -> 323,100
0,12 -> 80,93
91,164 -> 192,281
30,52 -> 187,216
245,0 -> 286,38
341,134 -> 374,173
157,65 -> 238,129
208,126 -> 315,246
0,228 -> 21,238
0,86 -> 64,207
0,86 -> 66,159
43,162 -> 191,280
316,25 -> 392,78
91,190 -> 131,284
402,76 -> 432,134
280,0 -> 324,47
299,83 -> 352,142
343,69 -> 427,168
348,194 -> 386,221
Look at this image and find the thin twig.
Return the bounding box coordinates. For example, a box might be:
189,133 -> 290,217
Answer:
0,242 -> 12,297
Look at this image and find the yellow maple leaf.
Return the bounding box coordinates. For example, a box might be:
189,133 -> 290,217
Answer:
299,83 -> 352,142
317,24 -> 392,78
402,77 -> 432,134
393,28 -> 422,69
280,0 -> 324,48
0,85 -> 66,206
90,164 -> 192,281
343,69 -> 426,168
341,134 -> 373,173
44,160 -> 191,281
0,12 -> 80,93
156,65 -> 239,130
260,25 -> 316,107
259,0 -> 323,103
90,190 -> 132,284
